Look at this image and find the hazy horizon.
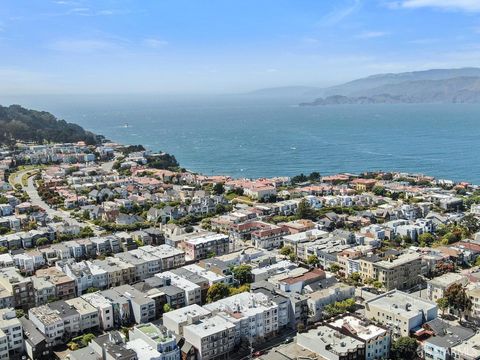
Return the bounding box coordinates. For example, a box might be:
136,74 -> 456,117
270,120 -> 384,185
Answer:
2,0 -> 480,95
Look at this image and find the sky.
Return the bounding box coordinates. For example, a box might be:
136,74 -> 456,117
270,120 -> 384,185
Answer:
1,0 -> 480,94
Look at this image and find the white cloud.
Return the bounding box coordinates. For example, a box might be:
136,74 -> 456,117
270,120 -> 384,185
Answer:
49,39 -> 118,53
318,0 -> 361,26
356,31 -> 389,39
396,0 -> 480,12
143,38 -> 168,48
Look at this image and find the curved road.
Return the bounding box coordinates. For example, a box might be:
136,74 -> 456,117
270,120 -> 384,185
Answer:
21,171 -> 102,235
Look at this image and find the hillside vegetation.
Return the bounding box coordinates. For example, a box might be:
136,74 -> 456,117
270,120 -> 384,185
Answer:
0,104 -> 101,146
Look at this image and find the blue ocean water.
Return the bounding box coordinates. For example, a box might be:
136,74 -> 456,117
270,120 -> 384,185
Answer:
3,95 -> 480,183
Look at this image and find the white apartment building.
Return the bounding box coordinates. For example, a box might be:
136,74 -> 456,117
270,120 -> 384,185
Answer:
81,292 -> 114,330
156,271 -> 201,305
163,304 -> 211,336
329,316 -> 391,360
0,309 -> 23,358
183,315 -> 235,360
365,290 -> 437,338
204,292 -> 280,342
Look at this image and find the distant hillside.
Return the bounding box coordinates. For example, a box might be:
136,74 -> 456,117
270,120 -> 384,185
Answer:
0,104 -> 102,146
298,68 -> 480,106
323,67 -> 480,97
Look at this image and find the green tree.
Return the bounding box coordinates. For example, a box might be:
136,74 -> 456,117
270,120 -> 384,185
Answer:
324,298 -> 355,317
444,283 -> 472,318
229,284 -> 250,296
346,272 -> 362,286
296,199 -> 317,221
418,233 -> 435,247
437,297 -> 449,316
329,264 -> 341,273
212,183 -> 225,195
391,337 -> 418,360
67,342 -> 79,351
0,227 -> 8,236
15,309 -> 25,318
279,246 -> 293,256
307,254 -> 319,266
207,283 -> 231,303
163,303 -> 172,313
86,287 -> 99,293
373,281 -> 383,289
81,333 -> 96,347
0,247 -> 7,255
232,265 -> 252,285
372,186 -> 386,196
308,172 -> 321,182
460,214 -> 480,236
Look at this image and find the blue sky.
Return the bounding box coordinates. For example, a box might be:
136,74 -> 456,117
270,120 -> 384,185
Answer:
1,0 -> 480,94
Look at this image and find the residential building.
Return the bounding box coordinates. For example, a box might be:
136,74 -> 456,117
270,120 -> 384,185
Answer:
365,290 -> 437,338
0,308 -> 23,358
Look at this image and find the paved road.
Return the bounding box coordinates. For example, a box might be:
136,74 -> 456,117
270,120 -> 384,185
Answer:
24,174 -> 102,235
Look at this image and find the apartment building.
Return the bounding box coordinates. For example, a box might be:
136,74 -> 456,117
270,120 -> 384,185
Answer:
365,290 -> 437,338
427,273 -> 468,302
329,315 -> 391,360
369,252 -> 423,291
115,285 -> 156,324
81,292 -> 115,330
128,323 -> 180,360
183,315 -> 236,360
181,233 -> 230,261
0,267 -> 34,310
0,308 -> 23,358
156,271 -> 202,306
307,283 -> 355,321
65,297 -> 100,332
251,224 -> 289,250
297,325 -> 366,360
36,267 -> 76,300
163,304 -> 211,336
138,245 -> 185,271
204,292 -> 281,342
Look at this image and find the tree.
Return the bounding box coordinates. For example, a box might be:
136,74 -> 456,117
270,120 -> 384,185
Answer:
207,283 -> 230,303
444,283 -> 472,318
372,186 -> 386,196
81,333 -> 96,347
308,172 -> 321,182
329,264 -> 341,273
67,342 -> 79,351
307,255 -> 319,266
15,309 -> 25,318
391,337 -> 418,360
418,233 -> 435,247
437,297 -> 449,316
279,246 -> 293,256
460,214 -> 480,236
373,281 -> 383,289
229,284 -> 250,296
163,303 -> 172,313
291,173 -> 308,184
232,265 -> 252,285
86,287 -> 99,293
324,298 -> 355,317
346,272 -> 362,286
0,227 -> 8,236
212,183 -> 225,195
0,247 -> 7,255
296,199 -> 317,220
